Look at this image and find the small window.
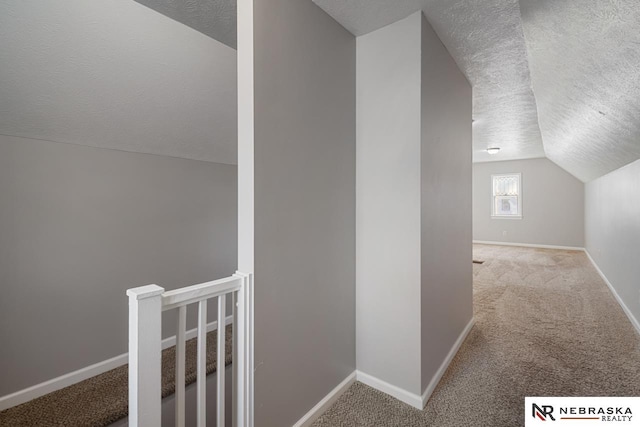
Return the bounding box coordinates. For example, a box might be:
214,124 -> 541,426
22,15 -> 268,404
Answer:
491,173 -> 522,218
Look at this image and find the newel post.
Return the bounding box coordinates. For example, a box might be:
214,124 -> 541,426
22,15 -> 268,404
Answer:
127,284 -> 165,427
233,271 -> 254,427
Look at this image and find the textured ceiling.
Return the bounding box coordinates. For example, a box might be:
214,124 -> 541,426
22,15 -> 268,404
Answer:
313,0 -> 640,181
3,0 -> 639,179
313,0 -> 546,164
422,0 -> 546,164
520,0 -> 640,182
0,0 -> 237,165
135,0 -> 237,49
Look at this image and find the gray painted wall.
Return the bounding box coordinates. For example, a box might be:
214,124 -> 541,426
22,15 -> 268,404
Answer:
0,0 -> 237,165
585,159 -> 640,330
419,13 -> 473,392
356,11 -> 472,398
0,135 -> 237,396
252,0 -> 356,425
473,158 -> 585,247
356,12 -> 423,395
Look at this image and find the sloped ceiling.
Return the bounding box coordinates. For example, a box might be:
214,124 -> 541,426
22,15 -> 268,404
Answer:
313,0 -> 640,182
0,0 -> 237,165
520,0 -> 640,182
313,0 -> 545,164
134,0 -> 237,49
3,0 -> 638,179
418,0 -> 546,164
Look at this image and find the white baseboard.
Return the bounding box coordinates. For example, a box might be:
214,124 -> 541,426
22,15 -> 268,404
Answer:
292,371 -> 356,427
0,315 -> 233,411
473,240 -> 585,251
355,371 -> 423,410
584,250 -> 640,336
421,317 -> 475,407
355,317 -> 475,411
0,352 -> 130,413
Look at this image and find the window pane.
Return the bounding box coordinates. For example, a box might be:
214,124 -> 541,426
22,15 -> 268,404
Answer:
491,174 -> 521,217
494,196 -> 519,216
493,175 -> 519,196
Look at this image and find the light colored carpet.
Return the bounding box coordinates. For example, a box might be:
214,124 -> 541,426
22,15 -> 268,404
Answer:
313,245 -> 640,426
0,325 -> 232,427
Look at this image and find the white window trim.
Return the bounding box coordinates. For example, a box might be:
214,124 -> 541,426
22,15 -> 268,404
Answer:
491,173 -> 522,219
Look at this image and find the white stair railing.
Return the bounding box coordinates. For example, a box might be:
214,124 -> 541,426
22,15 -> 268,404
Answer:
127,271 -> 253,427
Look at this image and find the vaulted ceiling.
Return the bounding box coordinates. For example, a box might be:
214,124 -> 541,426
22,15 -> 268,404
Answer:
2,0 -> 638,181
520,0 -> 640,181
314,0 -> 640,182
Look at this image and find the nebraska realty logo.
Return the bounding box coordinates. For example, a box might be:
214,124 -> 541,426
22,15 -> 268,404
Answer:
532,403 -> 556,421
525,397 -> 640,425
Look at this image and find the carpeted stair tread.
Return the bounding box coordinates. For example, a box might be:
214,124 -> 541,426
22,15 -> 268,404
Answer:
0,324 -> 233,427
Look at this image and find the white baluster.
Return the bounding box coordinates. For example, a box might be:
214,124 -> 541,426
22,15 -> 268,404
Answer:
175,305 -> 187,427
217,295 -> 227,426
232,291 -> 238,427
197,300 -> 207,427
